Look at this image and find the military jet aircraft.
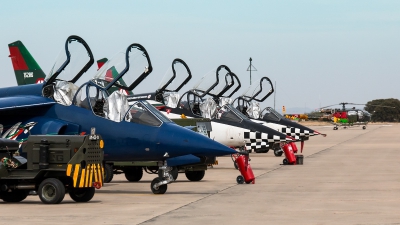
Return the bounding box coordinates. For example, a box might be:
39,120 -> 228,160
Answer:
4,36 -> 236,194
232,76 -> 326,152
125,59 -> 293,153
8,41 -> 224,183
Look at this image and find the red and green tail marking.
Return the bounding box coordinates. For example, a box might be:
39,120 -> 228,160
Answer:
8,41 -> 46,85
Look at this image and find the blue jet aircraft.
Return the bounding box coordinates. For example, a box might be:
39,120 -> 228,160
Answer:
3,35 -> 236,194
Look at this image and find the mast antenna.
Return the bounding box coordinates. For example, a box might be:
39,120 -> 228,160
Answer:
247,57 -> 257,85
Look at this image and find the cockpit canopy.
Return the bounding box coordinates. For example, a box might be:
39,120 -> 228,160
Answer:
92,43 -> 152,94
261,107 -> 286,122
43,35 -> 94,106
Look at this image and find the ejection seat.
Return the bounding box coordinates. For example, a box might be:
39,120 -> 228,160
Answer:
53,81 -> 80,106
103,91 -> 131,122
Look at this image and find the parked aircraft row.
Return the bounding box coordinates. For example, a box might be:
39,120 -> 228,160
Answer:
3,36 -> 325,197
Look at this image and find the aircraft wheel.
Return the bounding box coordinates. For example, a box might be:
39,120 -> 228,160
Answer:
104,164 -> 114,183
1,190 -> 28,202
158,166 -> 178,180
185,170 -> 205,181
283,159 -> 288,165
38,178 -> 65,204
150,177 -> 167,194
274,150 -> 283,157
69,187 -> 95,202
236,175 -> 244,184
362,126 -> 366,130
124,166 -> 143,182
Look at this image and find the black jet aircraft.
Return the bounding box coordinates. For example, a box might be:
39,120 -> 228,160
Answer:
233,76 -> 326,152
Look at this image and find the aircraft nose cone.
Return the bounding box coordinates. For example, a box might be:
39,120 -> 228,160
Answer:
161,123 -> 236,158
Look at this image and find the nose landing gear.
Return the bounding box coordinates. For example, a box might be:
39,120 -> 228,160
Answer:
150,165 -> 174,194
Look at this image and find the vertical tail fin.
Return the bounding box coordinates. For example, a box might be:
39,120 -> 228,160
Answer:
8,40 -> 46,85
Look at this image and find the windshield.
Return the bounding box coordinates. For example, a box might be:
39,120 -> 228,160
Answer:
216,104 -> 244,123
46,36 -> 93,84
92,43 -> 152,93
141,100 -> 171,123
192,65 -> 232,97
126,102 -> 161,126
261,107 -> 285,121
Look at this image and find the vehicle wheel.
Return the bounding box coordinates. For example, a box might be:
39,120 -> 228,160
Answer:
104,164 -> 114,183
362,126 -> 366,130
150,177 -> 167,194
274,150 -> 283,157
158,167 -> 178,180
124,166 -> 143,182
38,178 -> 65,204
236,175 -> 244,184
234,160 -> 238,170
1,190 -> 28,202
69,187 -> 95,202
185,170 -> 205,181
283,159 -> 288,165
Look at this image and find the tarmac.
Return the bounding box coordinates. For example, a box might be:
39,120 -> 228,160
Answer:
1,124 -> 400,224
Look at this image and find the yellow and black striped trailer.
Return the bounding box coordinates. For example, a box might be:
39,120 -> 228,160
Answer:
0,130 -> 104,204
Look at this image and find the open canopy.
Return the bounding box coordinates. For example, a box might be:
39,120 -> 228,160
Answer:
192,65 -> 234,98
158,58 -> 192,93
92,43 -> 152,93
46,35 -> 94,85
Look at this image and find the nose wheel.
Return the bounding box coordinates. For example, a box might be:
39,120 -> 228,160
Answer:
151,177 -> 168,194
150,165 -> 174,194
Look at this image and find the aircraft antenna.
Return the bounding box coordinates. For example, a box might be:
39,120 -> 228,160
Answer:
247,57 -> 257,85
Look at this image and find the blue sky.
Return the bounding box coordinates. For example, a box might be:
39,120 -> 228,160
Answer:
1,0 -> 399,113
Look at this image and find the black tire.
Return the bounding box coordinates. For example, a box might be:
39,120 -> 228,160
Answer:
150,177 -> 167,194
283,158 -> 288,165
1,190 -> 28,202
362,126 -> 366,130
185,170 -> 205,181
236,175 -> 244,184
104,164 -> 114,183
124,166 -> 143,182
158,167 -> 178,180
274,150 -> 283,157
38,178 -> 65,204
69,187 -> 95,202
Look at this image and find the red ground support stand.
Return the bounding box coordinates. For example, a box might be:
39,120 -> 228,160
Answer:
233,152 -> 255,184
282,143 -> 296,165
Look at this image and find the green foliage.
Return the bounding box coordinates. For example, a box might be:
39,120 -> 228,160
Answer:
364,98 -> 400,122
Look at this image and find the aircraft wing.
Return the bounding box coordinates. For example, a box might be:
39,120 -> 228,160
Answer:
0,95 -> 55,113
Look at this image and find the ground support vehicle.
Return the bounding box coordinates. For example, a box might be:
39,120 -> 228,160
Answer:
0,130 -> 104,204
